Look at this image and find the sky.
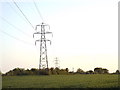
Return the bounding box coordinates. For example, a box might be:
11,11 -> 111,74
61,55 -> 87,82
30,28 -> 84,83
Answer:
0,0 -> 119,73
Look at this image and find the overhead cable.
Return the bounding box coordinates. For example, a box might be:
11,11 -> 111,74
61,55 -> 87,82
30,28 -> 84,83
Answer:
12,0 -> 34,29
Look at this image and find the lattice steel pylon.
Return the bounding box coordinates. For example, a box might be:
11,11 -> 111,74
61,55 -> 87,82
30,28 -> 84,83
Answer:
54,57 -> 60,69
33,22 -> 52,70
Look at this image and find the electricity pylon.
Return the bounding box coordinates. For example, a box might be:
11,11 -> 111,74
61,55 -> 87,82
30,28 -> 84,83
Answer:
54,57 -> 60,69
33,22 -> 52,70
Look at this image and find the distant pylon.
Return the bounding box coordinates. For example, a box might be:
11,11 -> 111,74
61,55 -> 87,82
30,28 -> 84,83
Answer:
72,67 -> 74,72
54,57 -> 60,69
33,22 -> 53,69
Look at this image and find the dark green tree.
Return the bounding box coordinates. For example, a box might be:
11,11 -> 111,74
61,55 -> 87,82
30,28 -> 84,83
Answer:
115,70 -> 120,74
13,68 -> 23,75
94,67 -> 109,74
94,68 -> 103,74
86,70 -> 94,74
65,68 -> 69,72
102,68 -> 109,74
55,67 -> 60,75
30,68 -> 39,75
76,68 -> 84,74
50,67 -> 57,75
39,68 -> 50,75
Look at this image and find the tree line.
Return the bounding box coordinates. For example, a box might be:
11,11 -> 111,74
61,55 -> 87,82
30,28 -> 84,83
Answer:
2,67 -> 120,76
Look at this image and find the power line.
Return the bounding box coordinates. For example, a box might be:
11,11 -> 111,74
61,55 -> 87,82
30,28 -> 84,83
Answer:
0,30 -> 34,46
6,1 -> 30,26
0,16 -> 32,38
33,0 -> 44,22
12,0 -> 34,29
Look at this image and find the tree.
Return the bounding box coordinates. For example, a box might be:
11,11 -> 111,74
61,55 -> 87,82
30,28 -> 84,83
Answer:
65,68 -> 69,72
59,69 -> 68,75
76,68 -> 84,74
94,68 -> 103,74
50,67 -> 54,71
6,70 -> 14,76
115,70 -> 120,74
102,68 -> 109,74
50,67 -> 57,75
24,69 -> 30,75
86,70 -> 94,74
55,67 -> 60,75
94,67 -> 109,74
12,68 -> 22,75
6,68 -> 27,76
39,68 -> 50,75
30,68 -> 39,75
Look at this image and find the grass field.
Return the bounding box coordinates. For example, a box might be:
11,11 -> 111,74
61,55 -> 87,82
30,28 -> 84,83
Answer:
2,74 -> 119,88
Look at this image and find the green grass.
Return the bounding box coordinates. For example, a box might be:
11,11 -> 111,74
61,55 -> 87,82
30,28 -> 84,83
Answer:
2,74 -> 119,88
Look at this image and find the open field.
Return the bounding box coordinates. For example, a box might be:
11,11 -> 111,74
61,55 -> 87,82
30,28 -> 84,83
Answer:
2,74 -> 119,88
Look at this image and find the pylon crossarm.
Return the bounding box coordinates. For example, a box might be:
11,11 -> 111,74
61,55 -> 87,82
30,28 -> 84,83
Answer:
45,32 -> 53,37
41,24 -> 50,30
35,39 -> 41,45
46,40 -> 52,45
35,39 -> 49,45
35,25 -> 43,30
33,32 -> 42,38
44,25 -> 50,30
41,22 -> 50,26
35,22 -> 50,30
